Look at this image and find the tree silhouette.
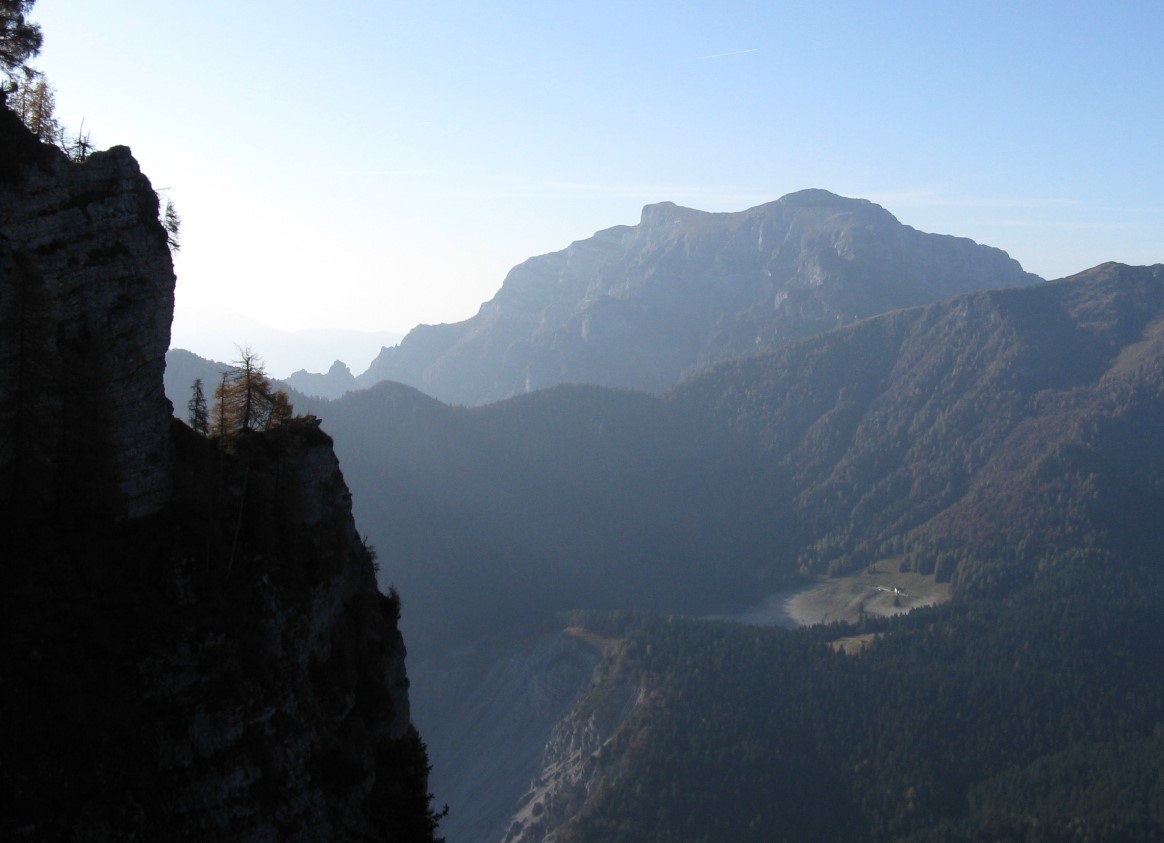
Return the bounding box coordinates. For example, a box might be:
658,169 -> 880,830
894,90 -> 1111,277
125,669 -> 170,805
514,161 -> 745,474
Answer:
5,67 -> 57,140
187,378 -> 209,436
0,1 -> 42,79
162,197 -> 181,252
212,347 -> 293,436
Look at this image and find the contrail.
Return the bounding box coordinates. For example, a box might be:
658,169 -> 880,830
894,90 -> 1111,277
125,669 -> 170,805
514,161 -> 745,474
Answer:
695,48 -> 759,61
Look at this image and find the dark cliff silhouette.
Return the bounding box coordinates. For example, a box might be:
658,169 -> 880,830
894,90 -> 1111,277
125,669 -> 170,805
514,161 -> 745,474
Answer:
0,105 -> 441,841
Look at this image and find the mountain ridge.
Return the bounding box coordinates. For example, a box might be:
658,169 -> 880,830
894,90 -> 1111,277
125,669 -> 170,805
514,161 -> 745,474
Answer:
325,262 -> 1164,840
358,189 -> 1040,405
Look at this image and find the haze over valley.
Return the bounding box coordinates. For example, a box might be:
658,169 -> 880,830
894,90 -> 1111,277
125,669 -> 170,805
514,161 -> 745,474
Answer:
163,199 -> 1164,841
7,1 -> 1164,841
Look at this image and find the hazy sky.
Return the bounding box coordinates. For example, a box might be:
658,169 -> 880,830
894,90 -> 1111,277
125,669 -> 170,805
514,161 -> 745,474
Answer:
31,0 -> 1164,337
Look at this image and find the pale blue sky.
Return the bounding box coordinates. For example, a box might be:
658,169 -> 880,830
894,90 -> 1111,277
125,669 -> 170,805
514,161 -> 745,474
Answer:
31,0 -> 1164,338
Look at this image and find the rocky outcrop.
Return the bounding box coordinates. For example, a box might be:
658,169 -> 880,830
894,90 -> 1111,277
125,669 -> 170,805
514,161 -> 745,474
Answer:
1,110 -> 438,840
501,643 -> 647,843
410,632 -> 604,843
359,190 -> 1040,405
285,359 -> 358,399
0,107 -> 174,519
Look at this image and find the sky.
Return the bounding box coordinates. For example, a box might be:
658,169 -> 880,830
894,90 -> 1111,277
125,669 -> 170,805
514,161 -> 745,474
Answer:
29,0 -> 1164,356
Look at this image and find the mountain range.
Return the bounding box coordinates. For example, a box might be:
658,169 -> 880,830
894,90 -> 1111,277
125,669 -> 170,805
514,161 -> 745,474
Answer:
329,262 -> 1164,648
156,185 -> 1164,841
170,304 -> 402,381
309,260 -> 1164,841
356,189 -> 1039,405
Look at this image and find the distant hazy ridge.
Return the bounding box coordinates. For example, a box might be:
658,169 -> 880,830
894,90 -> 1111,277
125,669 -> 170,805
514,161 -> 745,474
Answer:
359,189 -> 1039,404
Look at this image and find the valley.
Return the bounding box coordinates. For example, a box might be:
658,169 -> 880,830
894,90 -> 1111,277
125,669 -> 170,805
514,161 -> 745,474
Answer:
8,0 -> 1164,837
158,203 -> 1164,842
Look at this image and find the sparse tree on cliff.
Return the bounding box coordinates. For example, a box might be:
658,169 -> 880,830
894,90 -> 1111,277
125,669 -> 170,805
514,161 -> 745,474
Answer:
1,5 -> 93,161
61,120 -> 93,161
162,197 -> 181,252
5,67 -> 57,140
187,378 -> 209,436
212,347 -> 294,436
268,388 -> 294,428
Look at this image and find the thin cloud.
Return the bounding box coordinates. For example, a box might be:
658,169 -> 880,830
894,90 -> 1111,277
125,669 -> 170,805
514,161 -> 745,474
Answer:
327,167 -> 431,178
985,219 -> 1140,231
866,189 -> 1084,211
694,48 -> 759,61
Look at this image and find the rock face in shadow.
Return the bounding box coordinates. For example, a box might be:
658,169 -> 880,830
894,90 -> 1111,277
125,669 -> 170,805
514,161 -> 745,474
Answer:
0,109 -> 438,841
359,190 -> 1040,405
0,107 -> 174,519
411,633 -> 603,843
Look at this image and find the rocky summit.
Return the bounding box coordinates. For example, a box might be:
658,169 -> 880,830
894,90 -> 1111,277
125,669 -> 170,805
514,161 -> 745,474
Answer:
359,189 -> 1040,405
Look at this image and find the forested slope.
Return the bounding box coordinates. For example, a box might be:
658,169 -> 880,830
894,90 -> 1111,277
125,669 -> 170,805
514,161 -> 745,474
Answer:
329,264 -> 1164,657
671,262 -> 1164,595
546,545 -> 1164,842
320,264 -> 1164,841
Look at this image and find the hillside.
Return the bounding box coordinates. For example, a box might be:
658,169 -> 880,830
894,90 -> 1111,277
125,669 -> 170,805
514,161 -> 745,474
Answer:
672,262 -> 1164,594
320,262 -> 1164,840
536,581 -> 1164,842
358,190 -> 1039,405
334,263 -> 1164,654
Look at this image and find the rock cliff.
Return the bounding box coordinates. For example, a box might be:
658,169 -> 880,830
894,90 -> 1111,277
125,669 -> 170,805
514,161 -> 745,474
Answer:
0,107 -> 174,519
501,635 -> 646,843
359,190 -> 1040,405
410,632 -> 603,843
0,107 -> 438,840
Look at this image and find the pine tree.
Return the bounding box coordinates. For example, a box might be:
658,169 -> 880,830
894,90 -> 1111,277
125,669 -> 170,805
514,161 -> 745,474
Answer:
0,1 -> 42,78
162,197 -> 181,252
187,378 -> 209,436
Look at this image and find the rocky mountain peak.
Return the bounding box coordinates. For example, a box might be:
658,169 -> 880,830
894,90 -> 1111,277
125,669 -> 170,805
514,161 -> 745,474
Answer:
359,190 -> 1040,405
637,199 -> 710,230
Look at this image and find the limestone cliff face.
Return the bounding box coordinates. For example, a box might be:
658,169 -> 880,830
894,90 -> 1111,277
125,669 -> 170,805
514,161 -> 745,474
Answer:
411,632 -> 603,843
135,419 -> 431,839
501,643 -> 647,843
0,108 -> 174,519
359,189 -> 1040,405
0,110 -> 437,840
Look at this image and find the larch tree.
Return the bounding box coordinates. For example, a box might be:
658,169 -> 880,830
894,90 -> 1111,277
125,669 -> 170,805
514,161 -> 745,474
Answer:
214,371 -> 230,437
6,67 -> 57,140
212,347 -> 294,436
